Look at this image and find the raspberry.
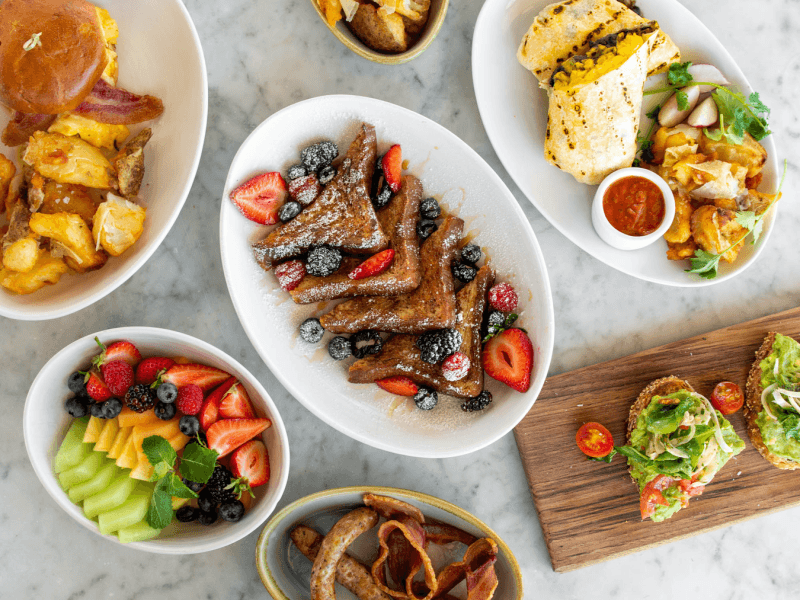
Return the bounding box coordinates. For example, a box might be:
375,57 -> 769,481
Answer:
135,357 -> 176,385
101,360 -> 134,396
288,174 -> 321,206
176,384 -> 204,416
442,352 -> 471,381
488,282 -> 518,312
275,260 -> 306,291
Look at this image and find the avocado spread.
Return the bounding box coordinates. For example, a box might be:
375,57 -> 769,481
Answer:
755,333 -> 800,462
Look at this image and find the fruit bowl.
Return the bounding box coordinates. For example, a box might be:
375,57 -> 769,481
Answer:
23,327 -> 290,554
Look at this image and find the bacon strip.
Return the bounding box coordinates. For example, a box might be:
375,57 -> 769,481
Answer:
364,493 -> 426,523
466,556 -> 498,600
373,516 -> 438,600
433,538 -> 498,598
387,528 -> 413,592
422,519 -> 477,546
2,112 -> 56,147
74,79 -> 164,125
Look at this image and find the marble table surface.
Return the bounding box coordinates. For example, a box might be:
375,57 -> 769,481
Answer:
3,0 -> 800,598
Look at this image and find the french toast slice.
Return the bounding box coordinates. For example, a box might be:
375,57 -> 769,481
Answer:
289,175 -> 423,304
348,264 -> 495,398
251,123 -> 389,269
320,215 -> 463,334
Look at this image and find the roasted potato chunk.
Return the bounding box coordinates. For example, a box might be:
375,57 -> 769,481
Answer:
349,3 -> 409,53
0,251 -> 68,294
29,212 -> 107,272
114,128 -> 152,198
92,195 -> 146,256
2,236 -> 40,273
23,131 -> 116,190
38,180 -> 99,223
663,191 -> 693,244
48,113 -> 129,150
0,153 -> 15,213
666,238 -> 697,261
651,125 -> 701,164
699,131 -> 767,179
690,205 -> 746,263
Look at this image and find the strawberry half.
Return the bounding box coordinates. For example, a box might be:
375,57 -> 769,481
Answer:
207,418 -> 272,458
199,376 -> 236,431
92,338 -> 141,369
219,381 -> 256,419
230,439 -> 270,487
381,144 -> 402,193
135,357 -> 176,385
162,364 -> 231,392
376,375 -> 419,397
85,371 -> 112,402
482,328 -> 533,393
348,249 -> 395,280
229,172 -> 287,225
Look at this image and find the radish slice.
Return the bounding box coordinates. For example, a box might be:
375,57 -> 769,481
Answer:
658,86 -> 700,127
687,96 -> 719,128
687,64 -> 730,93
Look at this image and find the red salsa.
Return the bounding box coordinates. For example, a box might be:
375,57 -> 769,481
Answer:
602,176 -> 665,236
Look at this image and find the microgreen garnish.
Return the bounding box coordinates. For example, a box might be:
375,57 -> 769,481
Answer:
23,32 -> 42,51
633,105 -> 661,166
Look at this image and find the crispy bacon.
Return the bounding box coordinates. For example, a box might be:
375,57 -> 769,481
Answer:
432,538 -> 498,598
2,112 -> 56,147
422,519 -> 477,546
364,493 -> 426,523
466,556 -> 498,600
373,515 -> 437,600
73,79 -> 164,125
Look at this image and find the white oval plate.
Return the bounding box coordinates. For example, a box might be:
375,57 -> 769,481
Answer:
472,0 -> 779,287
220,95 -> 554,458
0,0 -> 207,320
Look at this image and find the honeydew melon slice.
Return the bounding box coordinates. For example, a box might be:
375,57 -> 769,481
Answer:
83,471 -> 136,519
117,406 -> 160,429
83,416 -> 104,444
116,434 -> 138,469
58,450 -> 105,490
98,484 -> 153,535
54,417 -> 91,473
107,426 -> 132,459
94,417 -> 120,452
117,520 -> 161,544
68,461 -> 119,504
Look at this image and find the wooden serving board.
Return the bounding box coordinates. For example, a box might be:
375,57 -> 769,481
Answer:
514,306 -> 800,573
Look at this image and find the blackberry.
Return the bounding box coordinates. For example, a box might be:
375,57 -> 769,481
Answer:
179,415 -> 200,437
299,318 -> 325,343
461,391 -> 493,412
328,336 -> 352,361
124,384 -> 157,413
414,387 -> 438,410
279,200 -> 302,223
154,401 -> 177,421
420,197 -> 441,220
198,488 -> 216,513
219,500 -> 245,522
350,330 -> 383,359
460,243 -> 482,265
487,310 -> 505,328
373,180 -> 392,208
287,164 -> 308,181
306,245 -> 342,277
206,465 -> 235,504
452,261 -> 477,283
318,164 -> 336,185
67,371 -> 86,395
318,141 -> 339,165
156,382 -> 178,404
198,510 -> 217,526
101,397 -> 123,419
417,219 -> 437,240
301,141 -> 337,172
176,506 -> 200,523
65,396 -> 89,418
90,401 -> 106,419
182,477 -> 204,494
416,329 -> 462,364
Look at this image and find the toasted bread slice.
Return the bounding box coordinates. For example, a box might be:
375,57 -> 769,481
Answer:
348,264 -> 495,398
289,175 -> 422,304
744,332 -> 800,470
626,376 -> 693,441
320,215 -> 463,334
252,123 -> 389,269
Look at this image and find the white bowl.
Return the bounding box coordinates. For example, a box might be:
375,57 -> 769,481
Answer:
219,95 -> 555,458
255,486 -> 523,600
23,327 -> 290,554
0,0 -> 208,320
591,167 -> 676,251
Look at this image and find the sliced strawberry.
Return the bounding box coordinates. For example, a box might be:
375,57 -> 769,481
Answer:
287,173 -> 321,206
135,357 -> 176,385
85,371 -> 112,402
162,364 -> 231,392
381,144 -> 402,193
199,376 -> 236,431
207,418 -> 272,458
229,172 -> 286,225
348,249 -> 395,280
92,338 -> 141,369
274,260 -> 305,291
376,375 -> 419,397
230,439 -> 270,487
218,381 -> 256,419
481,328 -> 533,393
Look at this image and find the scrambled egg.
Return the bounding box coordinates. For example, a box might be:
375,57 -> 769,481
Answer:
92,194 -> 146,256
96,8 -> 119,85
552,33 -> 644,91
48,113 -> 130,151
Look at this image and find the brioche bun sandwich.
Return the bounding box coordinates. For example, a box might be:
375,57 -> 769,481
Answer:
744,333 -> 800,470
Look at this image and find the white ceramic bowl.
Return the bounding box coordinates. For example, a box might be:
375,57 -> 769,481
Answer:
0,0 -> 208,320
591,167 -> 676,251
255,486 -> 523,600
219,95 -> 555,458
23,327 -> 290,554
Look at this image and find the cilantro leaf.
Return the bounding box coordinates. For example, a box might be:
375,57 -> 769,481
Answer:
146,489 -> 174,530
142,435 -> 177,470
748,91 -> 770,115
179,442 -> 218,484
676,90 -> 689,111
686,249 -> 721,279
735,210 -> 758,232
645,104 -> 661,120
667,61 -> 693,87
162,472 -> 199,499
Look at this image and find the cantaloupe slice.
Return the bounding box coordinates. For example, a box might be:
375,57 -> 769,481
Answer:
167,431 -> 190,452
107,426 -> 132,459
172,497 -> 190,510
117,406 -> 160,429
129,454 -> 154,481
94,417 -> 119,452
116,435 -> 138,470
83,416 -> 105,443
132,419 -> 181,452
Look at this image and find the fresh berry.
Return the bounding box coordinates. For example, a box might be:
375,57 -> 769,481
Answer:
461,391 -> 493,412
176,506 -> 200,522
417,219 -> 437,240
442,352 -> 471,381
301,140 -> 337,171
414,387 -> 438,410
154,401 -> 177,420
348,249 -> 395,280
207,418 -> 272,458
482,328 -> 533,393
299,318 -> 324,343
67,372 -> 87,395
306,245 -> 342,277
288,174 -> 321,206
181,477 -> 204,494
156,382 -> 178,404
381,144 -> 402,193
199,377 -> 236,431
85,372 -> 112,402
373,180 -> 392,208
286,164 -> 308,181
318,141 -> 339,164
205,464 -> 236,503
198,510 -> 217,526
219,500 -> 245,522
452,261 -> 477,283
416,329 -> 462,364
487,310 -> 505,329
162,363 -> 231,393
420,197 -> 441,220
278,200 -> 302,223
218,382 -> 256,419
135,357 -> 176,385
328,336 -> 351,360
198,488 -> 216,512
231,439 -> 270,487
318,164 -> 336,185
100,360 -> 134,396
229,172 -> 287,225
351,330 -> 383,359
488,282 -> 519,312
461,243 -> 482,264
179,415 -> 201,437
90,401 -> 106,419
65,396 -> 90,418
376,376 -> 419,397
124,383 -> 157,413
100,397 -> 123,419
275,260 -> 306,291
92,338 -> 141,369
175,384 -> 203,416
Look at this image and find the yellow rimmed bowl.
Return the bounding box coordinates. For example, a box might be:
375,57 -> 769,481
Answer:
255,485 -> 523,599
309,0 -> 449,64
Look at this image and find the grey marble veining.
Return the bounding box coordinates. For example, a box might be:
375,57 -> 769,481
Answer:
2,0 -> 800,598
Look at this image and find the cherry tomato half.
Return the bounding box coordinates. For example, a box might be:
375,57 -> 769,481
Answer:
639,475 -> 673,520
576,422 -> 614,458
710,381 -> 744,415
